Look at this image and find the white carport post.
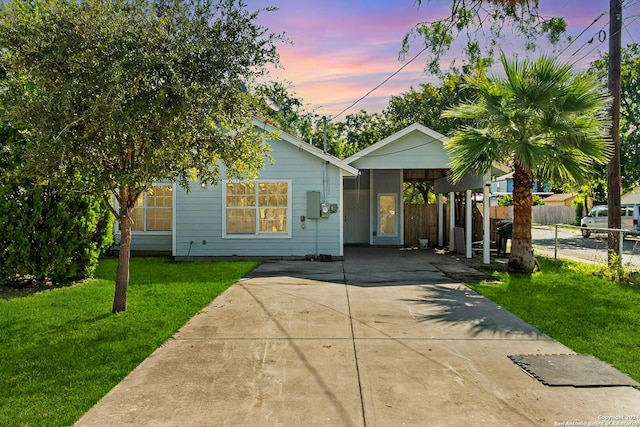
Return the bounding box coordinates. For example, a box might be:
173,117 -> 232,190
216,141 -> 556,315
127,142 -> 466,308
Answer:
483,171 -> 491,264
448,191 -> 456,251
437,193 -> 444,247
465,189 -> 472,259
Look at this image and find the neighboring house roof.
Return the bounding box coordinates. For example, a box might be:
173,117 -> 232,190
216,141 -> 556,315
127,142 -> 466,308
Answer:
494,172 -> 514,181
621,185 -> 640,204
254,118 -> 359,177
544,193 -> 576,203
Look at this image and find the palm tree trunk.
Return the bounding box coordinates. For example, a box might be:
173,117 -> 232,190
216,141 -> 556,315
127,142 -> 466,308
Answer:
509,161 -> 537,273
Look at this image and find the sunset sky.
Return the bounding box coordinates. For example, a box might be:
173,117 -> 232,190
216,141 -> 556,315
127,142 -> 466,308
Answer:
245,0 -> 640,119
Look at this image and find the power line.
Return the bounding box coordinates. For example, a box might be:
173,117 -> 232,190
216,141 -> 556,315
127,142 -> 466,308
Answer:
554,11 -> 607,59
330,45 -> 429,122
568,12 -> 640,67
331,1 -> 639,122
566,21 -> 609,64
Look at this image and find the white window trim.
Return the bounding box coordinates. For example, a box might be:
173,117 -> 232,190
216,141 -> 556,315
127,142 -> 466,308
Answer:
222,179 -> 292,239
133,185 -> 173,233
378,193 -> 398,237
113,184 -> 174,235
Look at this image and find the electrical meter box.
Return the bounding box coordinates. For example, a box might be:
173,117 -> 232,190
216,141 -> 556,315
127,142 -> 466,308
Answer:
320,202 -> 329,218
307,191 -> 321,219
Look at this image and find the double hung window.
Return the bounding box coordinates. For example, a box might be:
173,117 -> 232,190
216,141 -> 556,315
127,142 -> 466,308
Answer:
225,181 -> 290,237
131,185 -> 173,232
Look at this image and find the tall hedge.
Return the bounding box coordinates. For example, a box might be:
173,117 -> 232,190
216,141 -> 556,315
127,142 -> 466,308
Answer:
1,124 -> 113,286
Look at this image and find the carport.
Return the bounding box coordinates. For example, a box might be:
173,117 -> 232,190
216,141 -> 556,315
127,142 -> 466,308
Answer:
343,123 -> 497,264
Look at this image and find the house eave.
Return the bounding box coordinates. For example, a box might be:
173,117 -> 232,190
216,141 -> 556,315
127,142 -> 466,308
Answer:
253,118 -> 359,177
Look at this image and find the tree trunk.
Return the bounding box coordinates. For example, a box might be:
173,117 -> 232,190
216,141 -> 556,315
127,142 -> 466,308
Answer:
112,188 -> 133,313
508,161 -> 536,274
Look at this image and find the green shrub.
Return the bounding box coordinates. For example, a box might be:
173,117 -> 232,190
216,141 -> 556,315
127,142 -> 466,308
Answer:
0,124 -> 113,286
497,194 -> 513,206
0,183 -> 114,286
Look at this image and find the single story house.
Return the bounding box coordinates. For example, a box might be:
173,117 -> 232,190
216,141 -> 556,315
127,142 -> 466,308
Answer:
120,121 -> 499,263
490,172 -> 552,205
543,193 -> 577,207
622,185 -> 640,205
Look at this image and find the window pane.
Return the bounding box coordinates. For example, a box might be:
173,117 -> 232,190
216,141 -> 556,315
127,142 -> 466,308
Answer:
147,208 -> 172,231
259,208 -> 287,232
227,183 -> 255,207
227,208 -> 256,233
130,207 -> 145,231
379,195 -> 396,235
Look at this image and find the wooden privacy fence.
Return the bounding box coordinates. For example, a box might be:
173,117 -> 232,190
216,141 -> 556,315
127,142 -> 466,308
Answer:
403,203 -> 484,247
532,205 -> 576,225
403,203 -> 576,248
490,205 -> 576,225
404,203 -> 438,247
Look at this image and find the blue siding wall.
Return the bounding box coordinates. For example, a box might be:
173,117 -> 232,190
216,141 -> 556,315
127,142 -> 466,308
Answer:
130,233 -> 172,253
348,129 -> 450,170
174,138 -> 345,257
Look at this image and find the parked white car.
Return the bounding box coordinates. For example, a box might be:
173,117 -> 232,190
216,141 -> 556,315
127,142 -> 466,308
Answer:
580,204 -> 638,238
633,204 -> 640,235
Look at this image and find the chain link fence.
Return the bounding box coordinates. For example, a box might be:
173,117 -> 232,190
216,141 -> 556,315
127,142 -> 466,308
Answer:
532,225 -> 640,271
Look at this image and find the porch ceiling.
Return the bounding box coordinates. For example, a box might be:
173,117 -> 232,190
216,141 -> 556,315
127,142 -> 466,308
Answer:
403,168 -> 449,182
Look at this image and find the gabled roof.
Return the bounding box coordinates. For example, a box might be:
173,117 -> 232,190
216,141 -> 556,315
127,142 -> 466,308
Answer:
495,172 -> 514,181
253,119 -> 359,177
544,193 -> 576,202
343,123 -> 448,165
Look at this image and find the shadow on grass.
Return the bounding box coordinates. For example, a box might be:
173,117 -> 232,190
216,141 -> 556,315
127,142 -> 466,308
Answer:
2,256 -> 259,300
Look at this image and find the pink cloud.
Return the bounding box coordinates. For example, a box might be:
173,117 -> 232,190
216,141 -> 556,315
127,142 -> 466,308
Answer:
249,0 -> 640,117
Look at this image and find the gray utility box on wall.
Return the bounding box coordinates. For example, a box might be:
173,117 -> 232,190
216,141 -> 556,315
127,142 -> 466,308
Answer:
307,191 -> 321,219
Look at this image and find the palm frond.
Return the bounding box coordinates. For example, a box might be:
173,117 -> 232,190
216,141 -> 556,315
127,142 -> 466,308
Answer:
444,127 -> 510,182
442,53 -> 610,188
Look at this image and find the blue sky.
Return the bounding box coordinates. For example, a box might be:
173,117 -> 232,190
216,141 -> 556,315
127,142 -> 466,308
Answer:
245,0 -> 640,118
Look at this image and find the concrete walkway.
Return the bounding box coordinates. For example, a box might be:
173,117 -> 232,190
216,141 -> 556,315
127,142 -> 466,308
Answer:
75,247 -> 640,426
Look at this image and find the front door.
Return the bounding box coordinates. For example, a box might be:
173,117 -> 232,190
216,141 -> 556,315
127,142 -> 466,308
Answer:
344,189 -> 369,244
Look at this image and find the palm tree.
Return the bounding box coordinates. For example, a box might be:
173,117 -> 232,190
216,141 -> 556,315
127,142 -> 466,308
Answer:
442,54 -> 611,273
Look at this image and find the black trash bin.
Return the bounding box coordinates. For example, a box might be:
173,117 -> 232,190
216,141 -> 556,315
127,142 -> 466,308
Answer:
496,219 -> 512,257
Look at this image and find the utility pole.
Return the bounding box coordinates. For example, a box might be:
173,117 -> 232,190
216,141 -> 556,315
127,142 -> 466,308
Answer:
607,0 -> 622,267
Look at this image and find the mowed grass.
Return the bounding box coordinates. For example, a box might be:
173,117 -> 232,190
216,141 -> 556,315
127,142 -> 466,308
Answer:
471,257 -> 640,382
0,257 -> 259,427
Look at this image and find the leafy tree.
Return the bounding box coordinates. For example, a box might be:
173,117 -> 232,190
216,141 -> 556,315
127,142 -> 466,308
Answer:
384,73 -> 476,135
407,0 -> 567,73
497,194 -> 513,207
0,0 -> 280,312
255,80 -> 316,142
590,44 -> 640,193
403,182 -> 435,204
253,82 -> 354,158
497,194 -> 544,207
442,54 -> 610,273
335,110 -> 389,158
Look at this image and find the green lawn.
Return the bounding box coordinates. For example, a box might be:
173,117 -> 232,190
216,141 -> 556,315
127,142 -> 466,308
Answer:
471,257 -> 640,383
0,257 -> 259,427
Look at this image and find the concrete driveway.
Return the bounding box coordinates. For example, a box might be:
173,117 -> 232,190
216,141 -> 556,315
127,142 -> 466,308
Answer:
75,247 -> 640,426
